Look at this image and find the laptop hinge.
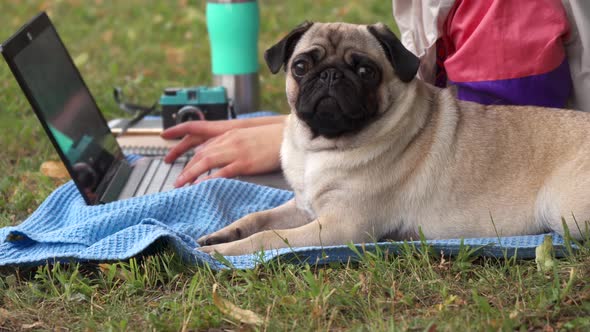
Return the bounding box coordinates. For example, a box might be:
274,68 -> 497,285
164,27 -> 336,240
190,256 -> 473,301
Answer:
99,160 -> 132,204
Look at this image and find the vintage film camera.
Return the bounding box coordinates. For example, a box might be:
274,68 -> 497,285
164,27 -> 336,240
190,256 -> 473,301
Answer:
160,86 -> 233,129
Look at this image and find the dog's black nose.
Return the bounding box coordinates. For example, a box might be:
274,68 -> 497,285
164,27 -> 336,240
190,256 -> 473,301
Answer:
320,68 -> 343,85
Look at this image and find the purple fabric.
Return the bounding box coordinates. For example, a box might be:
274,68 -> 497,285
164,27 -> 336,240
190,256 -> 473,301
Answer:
450,59 -> 572,108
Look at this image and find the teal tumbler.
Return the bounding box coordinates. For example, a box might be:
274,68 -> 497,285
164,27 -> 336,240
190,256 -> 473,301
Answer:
206,0 -> 260,115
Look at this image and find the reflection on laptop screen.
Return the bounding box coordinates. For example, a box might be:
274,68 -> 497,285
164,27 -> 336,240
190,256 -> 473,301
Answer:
12,24 -> 120,200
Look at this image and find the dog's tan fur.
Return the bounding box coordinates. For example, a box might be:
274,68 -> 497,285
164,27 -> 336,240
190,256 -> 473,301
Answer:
198,23 -> 590,256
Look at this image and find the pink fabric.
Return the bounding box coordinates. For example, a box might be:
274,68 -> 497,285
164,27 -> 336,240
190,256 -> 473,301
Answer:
442,0 -> 570,82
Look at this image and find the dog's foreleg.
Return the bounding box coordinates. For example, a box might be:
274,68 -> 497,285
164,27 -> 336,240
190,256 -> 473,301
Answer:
196,199 -> 312,246
198,213 -> 372,256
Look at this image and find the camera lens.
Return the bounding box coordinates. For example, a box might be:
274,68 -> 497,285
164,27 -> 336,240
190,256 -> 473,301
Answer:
176,106 -> 205,124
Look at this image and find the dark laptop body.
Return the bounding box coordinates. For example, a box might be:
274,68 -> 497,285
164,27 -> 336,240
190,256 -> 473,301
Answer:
1,12 -> 289,205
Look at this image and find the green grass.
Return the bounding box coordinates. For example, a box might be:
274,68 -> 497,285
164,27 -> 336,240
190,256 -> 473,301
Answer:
1,1 -> 589,331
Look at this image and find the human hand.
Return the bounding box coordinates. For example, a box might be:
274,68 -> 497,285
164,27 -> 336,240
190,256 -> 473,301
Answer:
161,116 -> 285,164
167,122 -> 284,187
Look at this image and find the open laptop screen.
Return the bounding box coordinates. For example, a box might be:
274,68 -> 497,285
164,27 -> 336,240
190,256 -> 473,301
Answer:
2,13 -> 122,204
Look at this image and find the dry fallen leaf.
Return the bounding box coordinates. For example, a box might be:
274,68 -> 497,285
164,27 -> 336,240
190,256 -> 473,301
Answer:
212,283 -> 264,326
337,6 -> 351,16
37,1 -> 51,11
66,0 -> 82,7
165,46 -> 186,65
21,322 -> 45,330
0,308 -> 11,326
40,161 -> 70,179
98,263 -> 111,273
101,29 -> 114,43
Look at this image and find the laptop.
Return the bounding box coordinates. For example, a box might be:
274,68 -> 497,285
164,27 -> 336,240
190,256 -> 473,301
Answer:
1,12 -> 289,205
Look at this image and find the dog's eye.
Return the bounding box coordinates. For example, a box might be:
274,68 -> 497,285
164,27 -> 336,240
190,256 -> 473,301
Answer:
357,65 -> 375,79
292,60 -> 311,77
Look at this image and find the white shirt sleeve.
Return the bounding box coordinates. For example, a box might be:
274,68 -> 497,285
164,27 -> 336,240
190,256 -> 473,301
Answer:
391,0 -> 456,83
561,0 -> 590,112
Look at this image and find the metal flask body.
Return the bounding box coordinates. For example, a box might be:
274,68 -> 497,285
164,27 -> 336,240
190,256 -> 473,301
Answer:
206,0 -> 260,115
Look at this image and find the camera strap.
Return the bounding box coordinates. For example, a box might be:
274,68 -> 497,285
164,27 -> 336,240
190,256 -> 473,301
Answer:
228,100 -> 237,119
113,87 -> 160,136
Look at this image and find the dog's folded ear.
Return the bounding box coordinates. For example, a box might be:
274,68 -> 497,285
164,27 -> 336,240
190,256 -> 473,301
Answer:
367,23 -> 420,83
264,21 -> 314,74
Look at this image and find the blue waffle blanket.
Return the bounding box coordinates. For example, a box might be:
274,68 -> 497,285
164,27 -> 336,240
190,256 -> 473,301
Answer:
0,178 -> 571,270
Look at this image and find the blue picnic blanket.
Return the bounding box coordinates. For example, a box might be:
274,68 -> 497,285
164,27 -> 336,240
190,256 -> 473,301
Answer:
0,177 -> 571,270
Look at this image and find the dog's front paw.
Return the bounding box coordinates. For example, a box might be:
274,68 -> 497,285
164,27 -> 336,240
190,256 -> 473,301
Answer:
197,244 -> 218,255
197,242 -> 247,257
197,228 -> 243,246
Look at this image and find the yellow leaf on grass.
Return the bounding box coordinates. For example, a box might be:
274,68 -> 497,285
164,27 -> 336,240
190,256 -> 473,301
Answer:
153,14 -> 164,24
535,234 -> 556,272
212,283 -> 263,326
127,29 -> 136,41
40,161 -> 70,179
73,52 -> 88,67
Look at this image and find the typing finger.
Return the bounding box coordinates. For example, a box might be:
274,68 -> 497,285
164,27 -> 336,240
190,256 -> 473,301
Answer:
196,163 -> 242,184
164,135 -> 204,164
183,139 -> 219,172
161,120 -> 228,139
161,121 -> 203,139
174,151 -> 233,187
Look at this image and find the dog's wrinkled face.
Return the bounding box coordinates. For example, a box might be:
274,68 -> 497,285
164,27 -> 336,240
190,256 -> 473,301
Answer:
265,22 -> 419,138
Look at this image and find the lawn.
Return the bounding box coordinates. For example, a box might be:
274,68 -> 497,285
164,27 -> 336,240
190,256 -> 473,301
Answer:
1,1 -> 590,331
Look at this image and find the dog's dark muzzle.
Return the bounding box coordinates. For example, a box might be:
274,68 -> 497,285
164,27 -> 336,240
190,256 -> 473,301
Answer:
320,68 -> 342,86
297,96 -> 353,138
296,66 -> 379,138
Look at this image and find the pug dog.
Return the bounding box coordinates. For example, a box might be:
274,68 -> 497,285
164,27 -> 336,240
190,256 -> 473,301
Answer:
197,22 -> 590,256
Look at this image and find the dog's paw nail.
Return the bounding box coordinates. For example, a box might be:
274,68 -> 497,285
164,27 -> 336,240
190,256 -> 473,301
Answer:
196,236 -> 208,246
198,235 -> 225,246
196,246 -> 212,254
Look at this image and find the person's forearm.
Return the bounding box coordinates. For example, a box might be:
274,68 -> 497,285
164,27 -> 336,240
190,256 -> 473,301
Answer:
233,115 -> 288,128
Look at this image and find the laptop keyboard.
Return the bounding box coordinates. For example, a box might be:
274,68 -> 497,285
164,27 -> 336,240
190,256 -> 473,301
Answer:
122,146 -> 171,157
137,158 -> 184,196
142,159 -> 173,195
117,156 -> 216,200
118,157 -> 183,199
160,161 -> 186,192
